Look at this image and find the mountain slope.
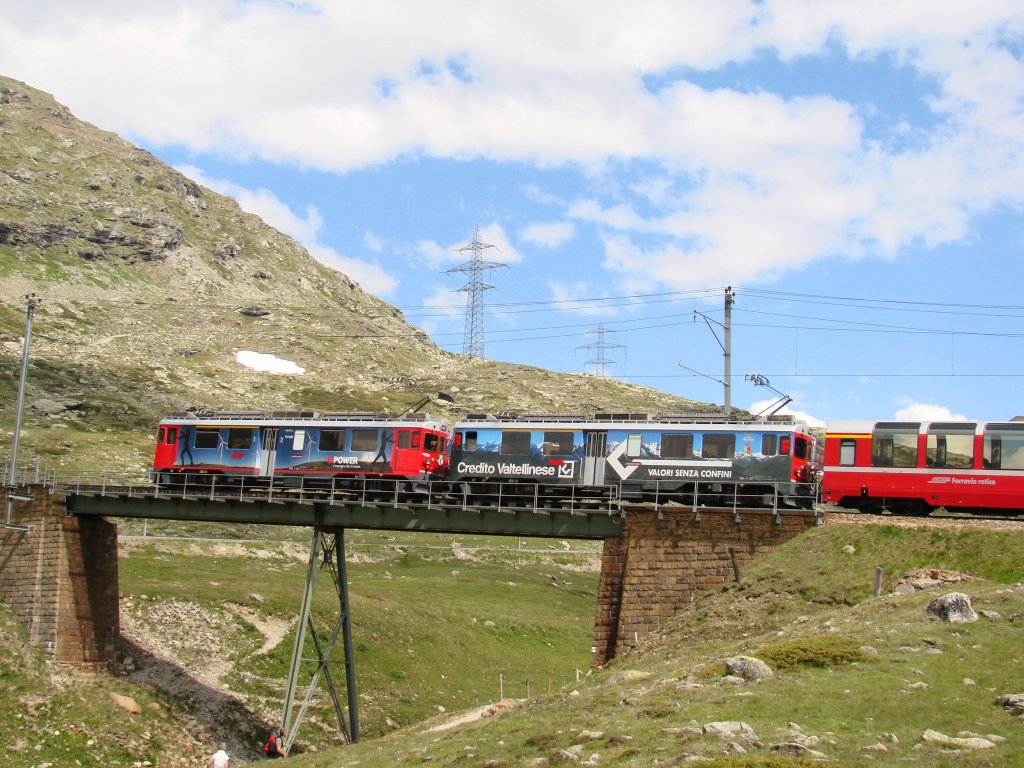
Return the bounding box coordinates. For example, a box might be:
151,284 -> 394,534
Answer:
0,74 -> 708,472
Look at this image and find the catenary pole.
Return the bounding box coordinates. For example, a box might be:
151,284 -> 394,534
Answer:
8,294 -> 38,485
723,287 -> 734,417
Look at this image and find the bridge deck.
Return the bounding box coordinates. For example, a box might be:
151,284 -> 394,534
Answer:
58,475 -> 817,538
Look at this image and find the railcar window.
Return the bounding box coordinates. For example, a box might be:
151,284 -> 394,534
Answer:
542,431 -> 575,455
157,427 -> 166,444
702,433 -> 736,459
626,433 -> 642,458
927,432 -> 974,468
984,430 -> 1024,470
462,431 -> 477,450
320,429 -> 345,451
293,429 -> 306,451
398,431 -> 411,450
165,428 -> 177,445
839,439 -> 856,466
424,433 -> 440,452
412,433 -> 421,449
872,430 -> 918,467
501,432 -> 531,454
761,435 -> 778,456
351,429 -> 378,452
662,433 -> 694,458
194,428 -> 220,449
228,428 -> 254,449
794,437 -> 809,460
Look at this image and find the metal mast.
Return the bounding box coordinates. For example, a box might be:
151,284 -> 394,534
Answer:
577,321 -> 624,376
5,294 -> 38,530
445,225 -> 507,358
679,286 -> 735,417
8,294 -> 38,485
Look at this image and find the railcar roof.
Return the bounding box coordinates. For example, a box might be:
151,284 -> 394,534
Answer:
455,413 -> 807,431
826,419 -> 1024,435
159,411 -> 450,430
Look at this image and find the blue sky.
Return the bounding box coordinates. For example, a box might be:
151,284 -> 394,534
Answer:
2,1 -> 1024,426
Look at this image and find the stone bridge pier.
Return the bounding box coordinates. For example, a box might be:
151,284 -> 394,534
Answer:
0,486 -> 119,665
590,507 -> 818,667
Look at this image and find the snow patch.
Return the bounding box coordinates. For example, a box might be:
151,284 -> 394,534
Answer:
235,350 -> 305,374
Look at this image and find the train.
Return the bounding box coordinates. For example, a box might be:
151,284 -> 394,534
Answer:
820,419 -> 1024,515
153,411 -> 451,484
151,410 -> 817,508
151,410 -> 1024,515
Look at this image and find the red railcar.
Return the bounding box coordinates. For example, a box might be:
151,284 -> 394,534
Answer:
820,420 -> 1024,514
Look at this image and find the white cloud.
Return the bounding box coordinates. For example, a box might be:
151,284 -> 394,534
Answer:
175,164 -> 398,295
520,221 -> 576,249
3,3 -> 1024,292
363,230 -> 384,253
235,350 -> 305,375
894,402 -> 969,421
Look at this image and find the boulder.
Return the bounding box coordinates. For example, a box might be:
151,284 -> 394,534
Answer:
109,692 -> 142,714
921,729 -> 995,749
997,693 -> 1024,716
724,655 -> 773,682
925,592 -> 978,623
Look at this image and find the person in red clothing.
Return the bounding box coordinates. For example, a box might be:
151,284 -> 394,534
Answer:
263,730 -> 286,758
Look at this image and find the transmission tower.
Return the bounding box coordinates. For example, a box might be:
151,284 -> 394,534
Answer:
577,321 -> 624,377
445,225 -> 508,358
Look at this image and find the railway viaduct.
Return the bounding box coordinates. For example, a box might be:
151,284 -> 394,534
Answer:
0,483 -> 819,668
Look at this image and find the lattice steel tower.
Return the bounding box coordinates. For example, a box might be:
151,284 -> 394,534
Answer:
577,321 -> 624,377
445,225 -> 508,358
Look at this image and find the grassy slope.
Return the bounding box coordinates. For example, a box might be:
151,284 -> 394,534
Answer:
3,522 -> 1023,767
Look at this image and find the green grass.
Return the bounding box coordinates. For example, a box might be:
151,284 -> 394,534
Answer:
3,520 -> 1024,767
118,530 -> 601,741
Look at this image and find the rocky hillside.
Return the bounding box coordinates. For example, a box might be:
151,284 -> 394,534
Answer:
0,74 -> 709,473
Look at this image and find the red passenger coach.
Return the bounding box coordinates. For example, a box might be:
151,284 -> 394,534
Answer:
821,419 -> 1024,515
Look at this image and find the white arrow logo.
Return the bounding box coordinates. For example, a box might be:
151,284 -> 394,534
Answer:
606,441 -> 639,480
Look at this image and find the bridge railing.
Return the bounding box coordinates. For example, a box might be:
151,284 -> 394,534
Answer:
54,471 -> 820,517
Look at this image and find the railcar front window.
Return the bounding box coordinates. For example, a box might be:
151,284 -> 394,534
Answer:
424,433 -> 440,452
794,437 -> 809,460
501,432 -> 531,454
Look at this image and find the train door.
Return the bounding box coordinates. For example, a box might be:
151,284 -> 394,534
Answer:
583,431 -> 608,485
259,428 -> 279,477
